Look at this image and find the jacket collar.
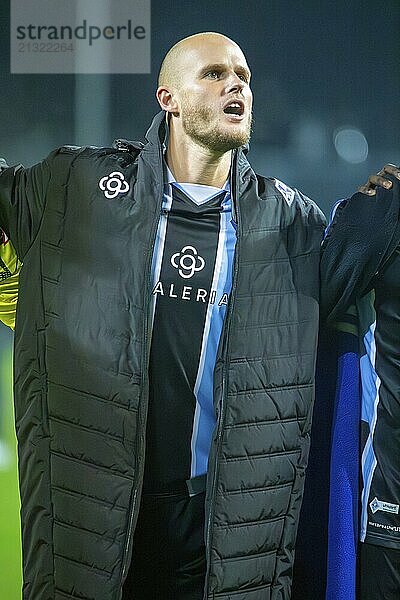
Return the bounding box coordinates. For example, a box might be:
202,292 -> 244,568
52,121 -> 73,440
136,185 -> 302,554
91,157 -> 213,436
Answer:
143,110 -> 251,156
118,111 -> 251,168
144,110 -> 168,147
114,111 -> 254,196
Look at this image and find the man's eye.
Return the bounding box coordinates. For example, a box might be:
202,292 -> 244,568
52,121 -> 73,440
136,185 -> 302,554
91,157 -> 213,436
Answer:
205,71 -> 220,79
237,73 -> 248,82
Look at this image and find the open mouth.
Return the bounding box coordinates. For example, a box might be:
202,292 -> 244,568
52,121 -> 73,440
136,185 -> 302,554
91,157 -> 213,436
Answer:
223,99 -> 245,118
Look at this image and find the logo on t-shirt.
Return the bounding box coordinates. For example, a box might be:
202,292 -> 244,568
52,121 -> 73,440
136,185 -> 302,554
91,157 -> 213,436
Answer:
171,245 -> 205,279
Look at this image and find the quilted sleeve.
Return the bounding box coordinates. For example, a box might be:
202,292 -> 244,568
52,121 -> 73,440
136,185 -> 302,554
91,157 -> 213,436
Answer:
0,150 -> 58,259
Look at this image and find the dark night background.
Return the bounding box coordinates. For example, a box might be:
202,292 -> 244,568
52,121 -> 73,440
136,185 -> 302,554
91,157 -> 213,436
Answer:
1,0 -> 399,214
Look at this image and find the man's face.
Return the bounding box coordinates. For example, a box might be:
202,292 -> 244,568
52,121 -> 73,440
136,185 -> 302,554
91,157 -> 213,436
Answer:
174,38 -> 253,153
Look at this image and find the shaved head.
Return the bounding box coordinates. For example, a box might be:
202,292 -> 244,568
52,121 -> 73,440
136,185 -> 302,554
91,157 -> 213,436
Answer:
158,32 -> 242,90
157,31 -> 253,156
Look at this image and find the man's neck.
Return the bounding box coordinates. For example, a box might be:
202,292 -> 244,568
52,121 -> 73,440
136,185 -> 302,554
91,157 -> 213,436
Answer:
165,127 -> 232,189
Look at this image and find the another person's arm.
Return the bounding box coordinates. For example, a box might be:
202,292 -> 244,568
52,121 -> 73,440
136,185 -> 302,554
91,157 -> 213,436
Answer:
320,165 -> 400,323
0,230 -> 20,330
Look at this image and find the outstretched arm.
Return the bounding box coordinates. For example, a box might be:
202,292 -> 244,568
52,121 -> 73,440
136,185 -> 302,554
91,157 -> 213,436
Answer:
0,146 -> 64,331
0,150 -> 59,326
320,165 -> 400,323
0,152 -> 55,259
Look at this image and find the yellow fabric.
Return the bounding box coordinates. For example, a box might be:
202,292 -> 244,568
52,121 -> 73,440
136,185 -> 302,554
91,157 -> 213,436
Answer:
0,233 -> 21,330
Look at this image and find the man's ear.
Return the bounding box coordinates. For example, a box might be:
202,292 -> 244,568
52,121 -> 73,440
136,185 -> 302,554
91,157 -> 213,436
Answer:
156,87 -> 179,116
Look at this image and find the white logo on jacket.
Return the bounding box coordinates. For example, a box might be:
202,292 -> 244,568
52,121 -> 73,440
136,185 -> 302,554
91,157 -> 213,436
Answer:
274,179 -> 295,206
98,171 -> 129,199
171,246 -> 205,279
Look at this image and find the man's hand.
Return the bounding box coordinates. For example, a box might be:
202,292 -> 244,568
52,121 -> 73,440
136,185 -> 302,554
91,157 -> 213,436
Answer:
358,164 -> 400,195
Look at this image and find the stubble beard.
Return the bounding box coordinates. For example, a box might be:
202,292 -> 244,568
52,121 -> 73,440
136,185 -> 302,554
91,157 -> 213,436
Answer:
181,98 -> 252,154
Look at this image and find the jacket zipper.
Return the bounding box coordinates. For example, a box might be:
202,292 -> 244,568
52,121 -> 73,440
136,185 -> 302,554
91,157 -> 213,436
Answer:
203,152 -> 242,598
119,145 -> 165,597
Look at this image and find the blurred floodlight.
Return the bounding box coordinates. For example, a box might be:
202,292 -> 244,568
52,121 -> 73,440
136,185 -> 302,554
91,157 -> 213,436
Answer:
334,127 -> 369,163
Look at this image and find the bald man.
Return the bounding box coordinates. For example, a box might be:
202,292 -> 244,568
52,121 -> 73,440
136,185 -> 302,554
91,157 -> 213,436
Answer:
0,32 -> 396,600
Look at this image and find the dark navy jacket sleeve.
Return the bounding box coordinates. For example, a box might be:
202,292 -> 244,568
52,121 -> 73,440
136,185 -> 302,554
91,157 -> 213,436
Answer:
0,151 -> 57,259
320,177 -> 400,324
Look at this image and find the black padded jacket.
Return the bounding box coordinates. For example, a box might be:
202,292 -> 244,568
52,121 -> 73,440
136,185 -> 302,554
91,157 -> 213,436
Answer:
0,111 -> 326,600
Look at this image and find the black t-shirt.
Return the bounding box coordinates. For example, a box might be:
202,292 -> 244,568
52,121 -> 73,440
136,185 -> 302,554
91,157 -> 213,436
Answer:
360,247 -> 400,548
143,175 -> 236,491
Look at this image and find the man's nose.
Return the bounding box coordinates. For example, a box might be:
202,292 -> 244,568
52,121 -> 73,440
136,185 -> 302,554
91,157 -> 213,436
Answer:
226,72 -> 245,93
